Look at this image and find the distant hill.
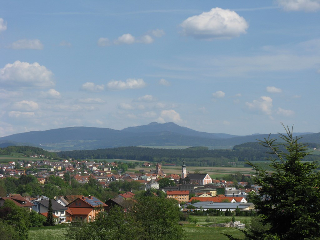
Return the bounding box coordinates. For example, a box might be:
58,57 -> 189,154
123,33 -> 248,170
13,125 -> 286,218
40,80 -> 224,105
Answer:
0,122 -> 318,151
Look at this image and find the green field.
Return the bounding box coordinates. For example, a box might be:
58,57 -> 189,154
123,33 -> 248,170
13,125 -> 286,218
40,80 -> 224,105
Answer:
28,216 -> 249,240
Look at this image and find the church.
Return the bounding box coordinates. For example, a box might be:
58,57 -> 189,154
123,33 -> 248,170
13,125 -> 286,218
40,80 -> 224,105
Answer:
181,161 -> 212,185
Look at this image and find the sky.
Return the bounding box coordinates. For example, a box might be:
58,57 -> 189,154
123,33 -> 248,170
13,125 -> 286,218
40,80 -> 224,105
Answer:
0,0 -> 320,137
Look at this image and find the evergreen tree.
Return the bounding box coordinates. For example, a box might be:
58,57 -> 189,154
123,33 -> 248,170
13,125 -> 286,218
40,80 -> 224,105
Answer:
248,126 -> 320,239
45,199 -> 54,226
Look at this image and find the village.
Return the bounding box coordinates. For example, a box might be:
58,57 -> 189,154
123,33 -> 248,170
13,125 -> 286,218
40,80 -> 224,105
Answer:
0,157 -> 258,224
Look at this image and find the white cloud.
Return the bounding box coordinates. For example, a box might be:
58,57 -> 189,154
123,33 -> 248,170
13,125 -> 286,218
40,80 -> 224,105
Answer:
140,35 -> 154,44
277,107 -> 295,116
11,39 -> 43,50
114,34 -> 135,45
41,89 -> 61,98
277,0 -> 320,11
158,109 -> 182,123
266,86 -> 282,93
235,93 -> 242,97
0,18 -> 7,33
79,98 -> 105,104
119,103 -> 134,110
13,100 -> 39,111
137,95 -> 155,102
81,82 -> 104,92
246,96 -> 273,115
0,61 -> 54,88
159,78 -> 170,86
212,90 -> 225,98
107,78 -> 146,90
97,38 -> 110,46
180,8 -> 248,40
0,89 -> 20,99
60,41 -> 71,47
8,111 -> 35,118
151,29 -> 165,38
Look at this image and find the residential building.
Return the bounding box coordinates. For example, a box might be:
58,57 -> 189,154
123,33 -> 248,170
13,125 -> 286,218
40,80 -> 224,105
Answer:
166,190 -> 189,203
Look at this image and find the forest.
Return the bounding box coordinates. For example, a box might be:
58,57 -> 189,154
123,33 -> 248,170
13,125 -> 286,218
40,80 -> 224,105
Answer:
57,142 -> 320,167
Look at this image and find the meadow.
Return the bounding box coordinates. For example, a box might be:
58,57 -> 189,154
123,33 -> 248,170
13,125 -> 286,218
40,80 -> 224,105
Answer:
28,216 -> 249,240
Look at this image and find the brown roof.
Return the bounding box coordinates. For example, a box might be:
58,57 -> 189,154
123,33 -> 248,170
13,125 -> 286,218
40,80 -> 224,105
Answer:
167,191 -> 189,195
1,194 -> 34,208
67,208 -> 93,216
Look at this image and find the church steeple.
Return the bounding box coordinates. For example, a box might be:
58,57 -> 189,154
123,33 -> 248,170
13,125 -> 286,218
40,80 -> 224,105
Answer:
182,161 -> 187,179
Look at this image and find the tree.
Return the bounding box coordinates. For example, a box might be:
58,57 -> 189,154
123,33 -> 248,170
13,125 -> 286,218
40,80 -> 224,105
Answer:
134,196 -> 184,240
158,178 -> 176,189
66,206 -> 142,240
248,126 -> 320,239
45,199 -> 55,226
0,200 -> 30,239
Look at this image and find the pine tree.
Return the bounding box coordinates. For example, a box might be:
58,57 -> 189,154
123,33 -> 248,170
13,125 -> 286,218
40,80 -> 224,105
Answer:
45,199 -> 54,226
248,126 -> 320,239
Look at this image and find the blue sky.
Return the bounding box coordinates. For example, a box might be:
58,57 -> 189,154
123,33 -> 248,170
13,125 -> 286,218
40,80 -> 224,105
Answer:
1,0 -> 320,137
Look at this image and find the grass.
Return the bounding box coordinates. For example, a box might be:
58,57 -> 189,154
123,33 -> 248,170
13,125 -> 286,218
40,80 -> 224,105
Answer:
29,225 -> 68,240
28,216 -> 250,240
183,225 -> 245,240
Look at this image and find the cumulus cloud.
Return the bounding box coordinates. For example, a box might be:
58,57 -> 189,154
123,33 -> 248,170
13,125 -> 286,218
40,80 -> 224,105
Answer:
277,0 -> 320,11
114,34 -> 135,45
158,109 -> 182,123
0,18 -> 7,33
277,107 -> 295,116
180,8 -> 248,40
0,61 -> 54,88
212,90 -> 225,98
79,98 -> 105,104
267,86 -> 282,93
140,35 -> 154,44
13,100 -> 39,111
97,38 -> 110,46
10,39 -> 43,50
99,29 -> 164,47
81,82 -> 104,92
151,29 -> 165,38
137,95 -> 155,102
246,96 -> 273,115
159,78 -> 170,86
107,78 -> 146,90
8,111 -> 35,118
41,89 -> 61,98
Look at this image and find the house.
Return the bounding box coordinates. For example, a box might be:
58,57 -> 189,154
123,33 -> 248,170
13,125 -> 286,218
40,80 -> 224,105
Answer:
105,196 -> 135,212
32,199 -> 68,223
66,196 -> 107,222
119,192 -> 135,200
166,190 -> 189,203
189,196 -> 247,203
0,194 -> 34,211
184,174 -> 212,185
146,180 -> 159,190
184,202 -> 254,212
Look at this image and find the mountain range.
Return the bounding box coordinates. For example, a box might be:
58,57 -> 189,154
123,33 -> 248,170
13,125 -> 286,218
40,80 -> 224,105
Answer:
0,122 -> 318,151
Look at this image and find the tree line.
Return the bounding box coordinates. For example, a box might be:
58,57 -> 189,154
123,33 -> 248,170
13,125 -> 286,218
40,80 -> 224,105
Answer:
57,143 -> 320,166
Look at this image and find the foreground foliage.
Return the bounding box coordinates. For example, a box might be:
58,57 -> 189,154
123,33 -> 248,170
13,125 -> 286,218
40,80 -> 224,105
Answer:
228,126 -> 320,240
66,196 -> 183,240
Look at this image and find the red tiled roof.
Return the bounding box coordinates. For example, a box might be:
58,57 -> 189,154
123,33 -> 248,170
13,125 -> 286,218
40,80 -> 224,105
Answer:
67,208 -> 93,216
40,212 -> 58,218
167,191 -> 189,195
119,192 -> 135,199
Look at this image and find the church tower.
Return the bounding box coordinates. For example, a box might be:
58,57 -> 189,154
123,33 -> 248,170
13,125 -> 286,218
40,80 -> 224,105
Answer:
182,161 -> 187,179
